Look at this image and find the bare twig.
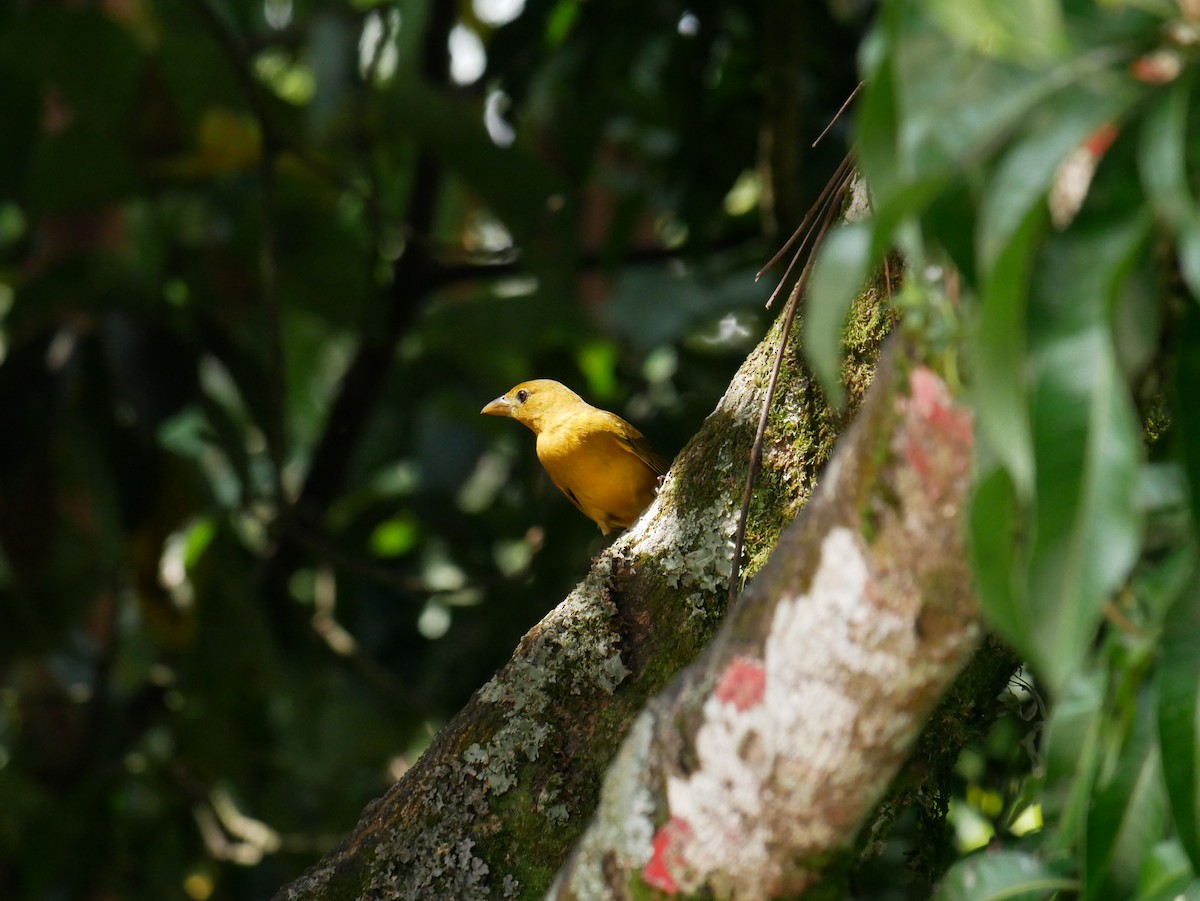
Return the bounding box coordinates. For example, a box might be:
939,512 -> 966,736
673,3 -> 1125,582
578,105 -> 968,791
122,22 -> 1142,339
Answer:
812,81 -> 865,148
727,162 -> 855,608
760,153 -> 854,308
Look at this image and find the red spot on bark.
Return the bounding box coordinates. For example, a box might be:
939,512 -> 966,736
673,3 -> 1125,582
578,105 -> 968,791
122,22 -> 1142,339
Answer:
898,367 -> 973,485
905,367 -> 972,448
643,817 -> 691,894
714,656 -> 766,711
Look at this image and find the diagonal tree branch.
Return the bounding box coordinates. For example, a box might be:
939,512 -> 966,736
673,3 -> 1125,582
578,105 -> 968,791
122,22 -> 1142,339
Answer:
271,262 -> 893,900
551,339 -> 981,899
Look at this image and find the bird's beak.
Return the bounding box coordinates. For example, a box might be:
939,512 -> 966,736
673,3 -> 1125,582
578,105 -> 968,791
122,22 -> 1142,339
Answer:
481,395 -> 511,417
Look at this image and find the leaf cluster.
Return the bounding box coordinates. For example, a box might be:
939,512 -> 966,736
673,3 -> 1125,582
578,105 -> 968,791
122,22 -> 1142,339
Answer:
808,1 -> 1200,897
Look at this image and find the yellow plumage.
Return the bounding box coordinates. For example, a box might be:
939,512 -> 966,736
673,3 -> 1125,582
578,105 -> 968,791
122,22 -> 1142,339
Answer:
481,379 -> 667,534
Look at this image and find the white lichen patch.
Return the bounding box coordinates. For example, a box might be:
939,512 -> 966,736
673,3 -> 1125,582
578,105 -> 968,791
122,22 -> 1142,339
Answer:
663,527 -> 915,899
374,774 -> 497,901
370,570 -> 631,899
536,775 -> 571,825
631,492 -> 741,619
565,711 -> 658,899
464,573 -> 631,797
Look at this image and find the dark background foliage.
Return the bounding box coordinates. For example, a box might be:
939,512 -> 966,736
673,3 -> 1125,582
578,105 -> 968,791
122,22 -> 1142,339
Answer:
0,1 -> 869,897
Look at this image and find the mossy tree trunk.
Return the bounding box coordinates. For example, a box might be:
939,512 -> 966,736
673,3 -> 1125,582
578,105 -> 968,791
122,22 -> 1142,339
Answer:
549,339 -> 982,899
272,275 -> 995,900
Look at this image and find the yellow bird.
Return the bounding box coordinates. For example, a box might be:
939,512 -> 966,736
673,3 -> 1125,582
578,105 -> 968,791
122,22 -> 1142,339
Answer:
481,379 -> 668,535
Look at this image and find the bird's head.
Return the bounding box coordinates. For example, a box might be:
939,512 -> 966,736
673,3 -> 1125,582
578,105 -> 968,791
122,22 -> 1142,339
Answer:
480,379 -> 587,433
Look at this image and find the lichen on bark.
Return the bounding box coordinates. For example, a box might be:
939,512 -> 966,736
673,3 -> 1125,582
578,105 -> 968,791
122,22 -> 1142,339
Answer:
550,341 -> 982,900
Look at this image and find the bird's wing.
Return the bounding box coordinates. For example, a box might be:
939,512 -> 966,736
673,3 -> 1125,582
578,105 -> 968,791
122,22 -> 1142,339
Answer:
599,412 -> 668,478
554,480 -> 589,517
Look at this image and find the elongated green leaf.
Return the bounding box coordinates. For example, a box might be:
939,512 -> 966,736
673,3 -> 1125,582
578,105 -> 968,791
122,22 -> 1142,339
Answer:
1137,840 -> 1197,900
1158,579 -> 1200,872
972,206 -> 1042,500
855,29 -> 901,211
888,7 -> 1124,202
1178,225 -> 1200,308
1138,81 -> 1200,300
980,82 -> 1139,273
804,221 -> 875,402
1042,669 -> 1105,851
1085,701 -> 1167,901
1022,210 -> 1148,694
1027,335 -> 1142,691
969,464 -> 1027,650
935,850 -> 1075,901
1137,82 -> 1191,223
1177,302 -> 1200,531
921,0 -> 1069,65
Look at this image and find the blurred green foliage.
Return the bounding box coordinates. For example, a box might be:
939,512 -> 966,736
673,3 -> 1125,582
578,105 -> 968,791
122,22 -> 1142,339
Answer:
808,1 -> 1200,897
0,0 -> 865,898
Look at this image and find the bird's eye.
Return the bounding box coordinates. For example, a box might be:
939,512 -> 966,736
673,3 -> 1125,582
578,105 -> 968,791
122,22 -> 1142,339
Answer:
516,389 -> 529,403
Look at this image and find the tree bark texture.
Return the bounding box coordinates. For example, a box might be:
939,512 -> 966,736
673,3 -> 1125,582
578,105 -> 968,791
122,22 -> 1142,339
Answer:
549,341 -> 981,900
271,287 -> 892,900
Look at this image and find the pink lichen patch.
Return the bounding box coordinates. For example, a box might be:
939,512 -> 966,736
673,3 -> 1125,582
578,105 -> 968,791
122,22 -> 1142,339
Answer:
897,367 -> 972,484
714,656 -> 766,711
643,816 -> 691,894
662,529 -> 873,897
905,367 -> 971,446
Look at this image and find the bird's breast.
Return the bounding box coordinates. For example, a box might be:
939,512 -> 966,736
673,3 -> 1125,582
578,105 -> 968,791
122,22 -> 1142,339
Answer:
536,420 -> 659,532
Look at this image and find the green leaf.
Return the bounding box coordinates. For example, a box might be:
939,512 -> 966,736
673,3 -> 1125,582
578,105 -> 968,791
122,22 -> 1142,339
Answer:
972,206 -> 1042,499
921,0 -> 1070,66
969,464 -> 1027,649
1138,80 -> 1200,299
887,7 -> 1120,202
1178,225 -> 1200,307
935,850 -> 1075,901
1176,302 -> 1200,531
1137,82 -> 1191,224
855,34 -> 901,214
1026,333 -> 1142,691
855,18 -> 959,241
1157,579 -> 1200,872
1042,669 -> 1105,851
370,514 -> 420,557
804,221 -> 875,402
1085,701 -> 1167,901
1022,211 -> 1148,694
979,82 -> 1139,274
1137,841 -> 1197,900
